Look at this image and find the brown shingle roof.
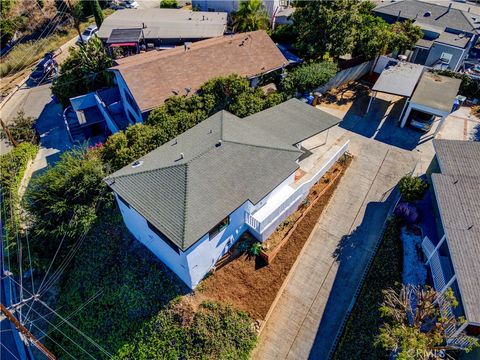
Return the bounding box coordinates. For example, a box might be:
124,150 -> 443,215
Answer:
111,31 -> 289,113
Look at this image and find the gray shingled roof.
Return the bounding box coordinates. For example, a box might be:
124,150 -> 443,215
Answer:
432,139 -> 480,324
105,99 -> 341,250
435,31 -> 470,48
374,0 -> 479,34
97,9 -> 227,40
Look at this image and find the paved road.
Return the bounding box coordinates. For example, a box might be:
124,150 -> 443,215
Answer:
252,94 -> 437,360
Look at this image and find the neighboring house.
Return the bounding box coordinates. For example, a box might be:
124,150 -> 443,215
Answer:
422,139 -> 480,345
192,0 -> 290,19
65,30 -> 288,142
373,0 -> 479,71
96,9 -> 227,50
104,99 -> 346,288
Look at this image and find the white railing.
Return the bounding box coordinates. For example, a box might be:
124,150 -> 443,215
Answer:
429,248 -> 447,292
245,140 -> 349,235
421,236 -> 435,260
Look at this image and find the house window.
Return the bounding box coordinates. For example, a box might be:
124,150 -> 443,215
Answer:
440,52 -> 453,64
117,194 -> 130,208
208,216 -> 230,240
147,220 -> 180,254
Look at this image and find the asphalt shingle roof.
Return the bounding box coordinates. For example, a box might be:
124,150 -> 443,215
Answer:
374,0 -> 479,34
105,99 -> 341,250
432,139 -> 480,324
97,9 -> 227,40
111,31 -> 289,112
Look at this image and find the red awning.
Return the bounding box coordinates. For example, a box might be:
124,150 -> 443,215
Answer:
109,42 -> 137,47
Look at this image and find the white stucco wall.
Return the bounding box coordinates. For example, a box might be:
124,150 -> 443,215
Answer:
114,193 -> 193,286
112,70 -> 143,124
184,201 -> 254,287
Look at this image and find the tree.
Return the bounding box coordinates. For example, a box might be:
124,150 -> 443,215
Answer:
376,285 -> 478,359
390,20 -> 423,53
0,111 -> 38,145
101,124 -> 167,171
355,14 -> 393,60
160,0 -> 178,8
25,147 -> 107,246
281,61 -> 338,95
292,0 -> 361,59
231,0 -> 270,32
398,176 -> 429,203
51,36 -> 113,107
89,0 -> 104,27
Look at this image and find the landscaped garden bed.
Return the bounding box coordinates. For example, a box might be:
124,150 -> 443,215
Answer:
332,216 -> 403,360
193,154 -> 352,321
260,156 -> 350,264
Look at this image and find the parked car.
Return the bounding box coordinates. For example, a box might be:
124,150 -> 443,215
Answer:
409,110 -> 435,132
30,52 -> 58,84
122,0 -> 139,8
77,25 -> 98,44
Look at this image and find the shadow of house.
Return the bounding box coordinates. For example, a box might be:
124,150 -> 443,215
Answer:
307,190 -> 398,360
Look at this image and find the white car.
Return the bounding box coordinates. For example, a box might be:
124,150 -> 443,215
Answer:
123,0 -> 139,8
77,25 -> 98,44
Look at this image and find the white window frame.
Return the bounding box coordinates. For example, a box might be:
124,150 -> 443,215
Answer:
440,52 -> 453,64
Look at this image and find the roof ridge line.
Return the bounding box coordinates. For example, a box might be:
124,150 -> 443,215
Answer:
222,139 -> 303,154
181,162 -> 189,249
105,161 -> 187,181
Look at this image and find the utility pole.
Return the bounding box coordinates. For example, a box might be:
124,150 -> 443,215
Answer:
0,118 -> 18,147
66,0 -> 84,45
0,304 -> 57,360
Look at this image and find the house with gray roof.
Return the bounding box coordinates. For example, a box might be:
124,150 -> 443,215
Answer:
104,99 -> 347,288
374,0 -> 478,71
422,139 -> 480,344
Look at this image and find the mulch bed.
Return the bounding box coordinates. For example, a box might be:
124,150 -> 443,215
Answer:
195,156 -> 352,320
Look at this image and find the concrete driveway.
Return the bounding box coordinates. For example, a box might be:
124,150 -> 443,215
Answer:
251,92 -> 456,360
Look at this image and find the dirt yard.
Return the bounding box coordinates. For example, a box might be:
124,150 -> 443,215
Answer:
193,155 -> 352,321
319,82 -> 371,115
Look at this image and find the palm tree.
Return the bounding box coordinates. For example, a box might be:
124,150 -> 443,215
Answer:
231,0 -> 270,33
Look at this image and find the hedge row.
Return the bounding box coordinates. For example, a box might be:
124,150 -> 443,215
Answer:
333,216 -> 403,360
0,143 -> 38,247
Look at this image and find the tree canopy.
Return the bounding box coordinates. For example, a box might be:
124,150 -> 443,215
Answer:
292,0 -> 361,59
51,36 -> 113,107
231,0 -> 270,32
25,147 -> 107,248
376,285 -> 478,359
160,0 -> 178,8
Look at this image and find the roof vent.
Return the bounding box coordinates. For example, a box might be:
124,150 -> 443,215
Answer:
215,140 -> 222,148
424,11 -> 431,17
208,129 -> 213,134
132,160 -> 143,168
172,139 -> 177,145
180,153 -> 184,159
468,224 -> 474,230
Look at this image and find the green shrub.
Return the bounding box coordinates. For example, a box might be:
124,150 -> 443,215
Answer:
281,61 -> 338,95
0,142 -> 38,246
0,111 -> 38,145
160,0 -> 178,8
25,147 -> 107,248
398,175 -> 429,203
47,205 -> 187,359
333,217 -> 403,360
114,300 -> 257,360
249,242 -> 262,256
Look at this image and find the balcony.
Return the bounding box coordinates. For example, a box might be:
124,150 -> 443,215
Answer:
245,140 -> 349,239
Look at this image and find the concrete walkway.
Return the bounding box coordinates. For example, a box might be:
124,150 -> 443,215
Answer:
252,132 -> 418,360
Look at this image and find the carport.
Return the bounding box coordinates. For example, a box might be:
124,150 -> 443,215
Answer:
400,72 -> 462,133
366,61 -> 424,119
